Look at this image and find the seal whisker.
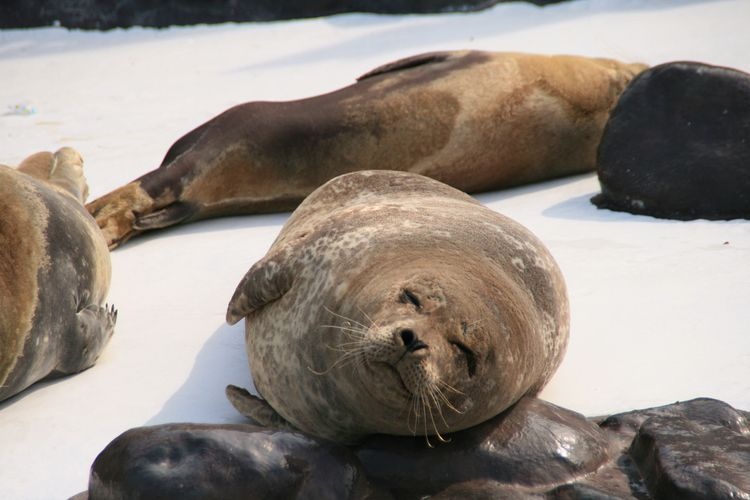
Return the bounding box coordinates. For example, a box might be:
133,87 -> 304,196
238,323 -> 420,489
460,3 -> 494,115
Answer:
426,385 -> 449,427
433,384 -> 465,415
308,348 -> 365,375
321,330 -> 369,342
323,306 -> 371,331
325,343 -> 368,354
437,379 -> 466,396
420,391 -> 435,448
406,392 -> 419,435
424,391 -> 450,444
319,324 -> 369,337
427,385 -> 457,440
356,306 -> 381,331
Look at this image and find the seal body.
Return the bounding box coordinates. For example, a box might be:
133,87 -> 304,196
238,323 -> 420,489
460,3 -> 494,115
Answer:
0,148 -> 116,403
87,50 -> 646,248
593,61 -> 750,219
226,170 -> 569,444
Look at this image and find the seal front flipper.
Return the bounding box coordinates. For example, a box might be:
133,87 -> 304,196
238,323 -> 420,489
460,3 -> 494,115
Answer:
226,385 -> 293,430
357,51 -> 452,81
226,249 -> 294,325
55,303 -> 117,376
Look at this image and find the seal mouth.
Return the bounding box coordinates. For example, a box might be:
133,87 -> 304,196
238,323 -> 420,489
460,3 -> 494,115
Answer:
374,361 -> 413,399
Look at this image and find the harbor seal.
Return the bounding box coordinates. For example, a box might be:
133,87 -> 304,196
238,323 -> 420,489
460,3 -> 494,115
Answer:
0,148 -> 116,403
87,50 -> 646,248
225,170 -> 569,444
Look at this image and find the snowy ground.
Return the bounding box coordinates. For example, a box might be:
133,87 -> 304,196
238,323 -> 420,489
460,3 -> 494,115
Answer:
1,0 -> 749,497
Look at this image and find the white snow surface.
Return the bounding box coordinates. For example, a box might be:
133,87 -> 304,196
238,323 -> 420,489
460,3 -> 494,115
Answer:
1,0 -> 749,497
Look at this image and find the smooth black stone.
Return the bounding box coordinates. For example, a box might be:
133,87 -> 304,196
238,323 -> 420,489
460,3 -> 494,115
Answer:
87,423 -> 383,500
547,482 -> 626,499
429,480 -> 545,499
355,397 -> 610,497
80,397 -> 750,499
593,61 -> 750,220
0,0 -> 567,30
628,406 -> 750,499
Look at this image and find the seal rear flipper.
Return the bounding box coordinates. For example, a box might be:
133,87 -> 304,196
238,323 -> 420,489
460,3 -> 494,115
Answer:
357,51 -> 453,81
17,147 -> 89,203
226,249 -> 294,325
133,201 -> 197,231
55,303 -> 117,376
87,182 -> 161,249
226,385 -> 292,430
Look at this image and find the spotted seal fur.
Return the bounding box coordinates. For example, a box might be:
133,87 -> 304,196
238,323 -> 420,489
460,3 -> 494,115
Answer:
225,170 -> 569,444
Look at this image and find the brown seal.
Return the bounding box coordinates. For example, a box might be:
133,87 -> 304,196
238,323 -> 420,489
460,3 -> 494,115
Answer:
0,148 -> 116,403
225,170 -> 569,444
87,50 -> 646,248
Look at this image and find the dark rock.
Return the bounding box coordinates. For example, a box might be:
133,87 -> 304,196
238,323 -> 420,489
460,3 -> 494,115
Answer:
355,397 -> 610,497
87,423 -> 384,500
586,398 -> 750,500
81,397 -> 750,499
0,0 -> 567,30
593,61 -> 750,220
629,407 -> 750,499
429,480 -> 545,499
547,482 -> 626,499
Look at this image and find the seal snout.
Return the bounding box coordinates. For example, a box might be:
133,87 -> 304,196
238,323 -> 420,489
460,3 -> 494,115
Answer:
398,328 -> 428,353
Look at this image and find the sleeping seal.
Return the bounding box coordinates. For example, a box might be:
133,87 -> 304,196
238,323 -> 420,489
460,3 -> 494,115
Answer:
225,170 -> 569,444
0,148 -> 116,403
87,50 -> 646,248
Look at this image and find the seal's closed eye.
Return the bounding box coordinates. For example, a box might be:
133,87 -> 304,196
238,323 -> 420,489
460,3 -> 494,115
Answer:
451,341 -> 477,378
400,289 -> 421,308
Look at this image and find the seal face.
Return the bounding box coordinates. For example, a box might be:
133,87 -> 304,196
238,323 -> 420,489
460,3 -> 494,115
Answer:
0,148 -> 116,403
87,50 -> 646,248
226,170 -> 569,444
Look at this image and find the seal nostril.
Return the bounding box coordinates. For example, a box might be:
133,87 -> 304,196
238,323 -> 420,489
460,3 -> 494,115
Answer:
400,329 -> 416,346
400,329 -> 428,352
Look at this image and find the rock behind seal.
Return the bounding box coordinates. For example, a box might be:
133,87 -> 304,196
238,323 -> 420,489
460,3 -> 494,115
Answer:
0,0 -> 567,30
592,61 -> 750,220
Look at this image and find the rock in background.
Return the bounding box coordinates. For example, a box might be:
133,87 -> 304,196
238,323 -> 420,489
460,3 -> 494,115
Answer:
593,61 -> 750,220
0,0 -> 566,30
